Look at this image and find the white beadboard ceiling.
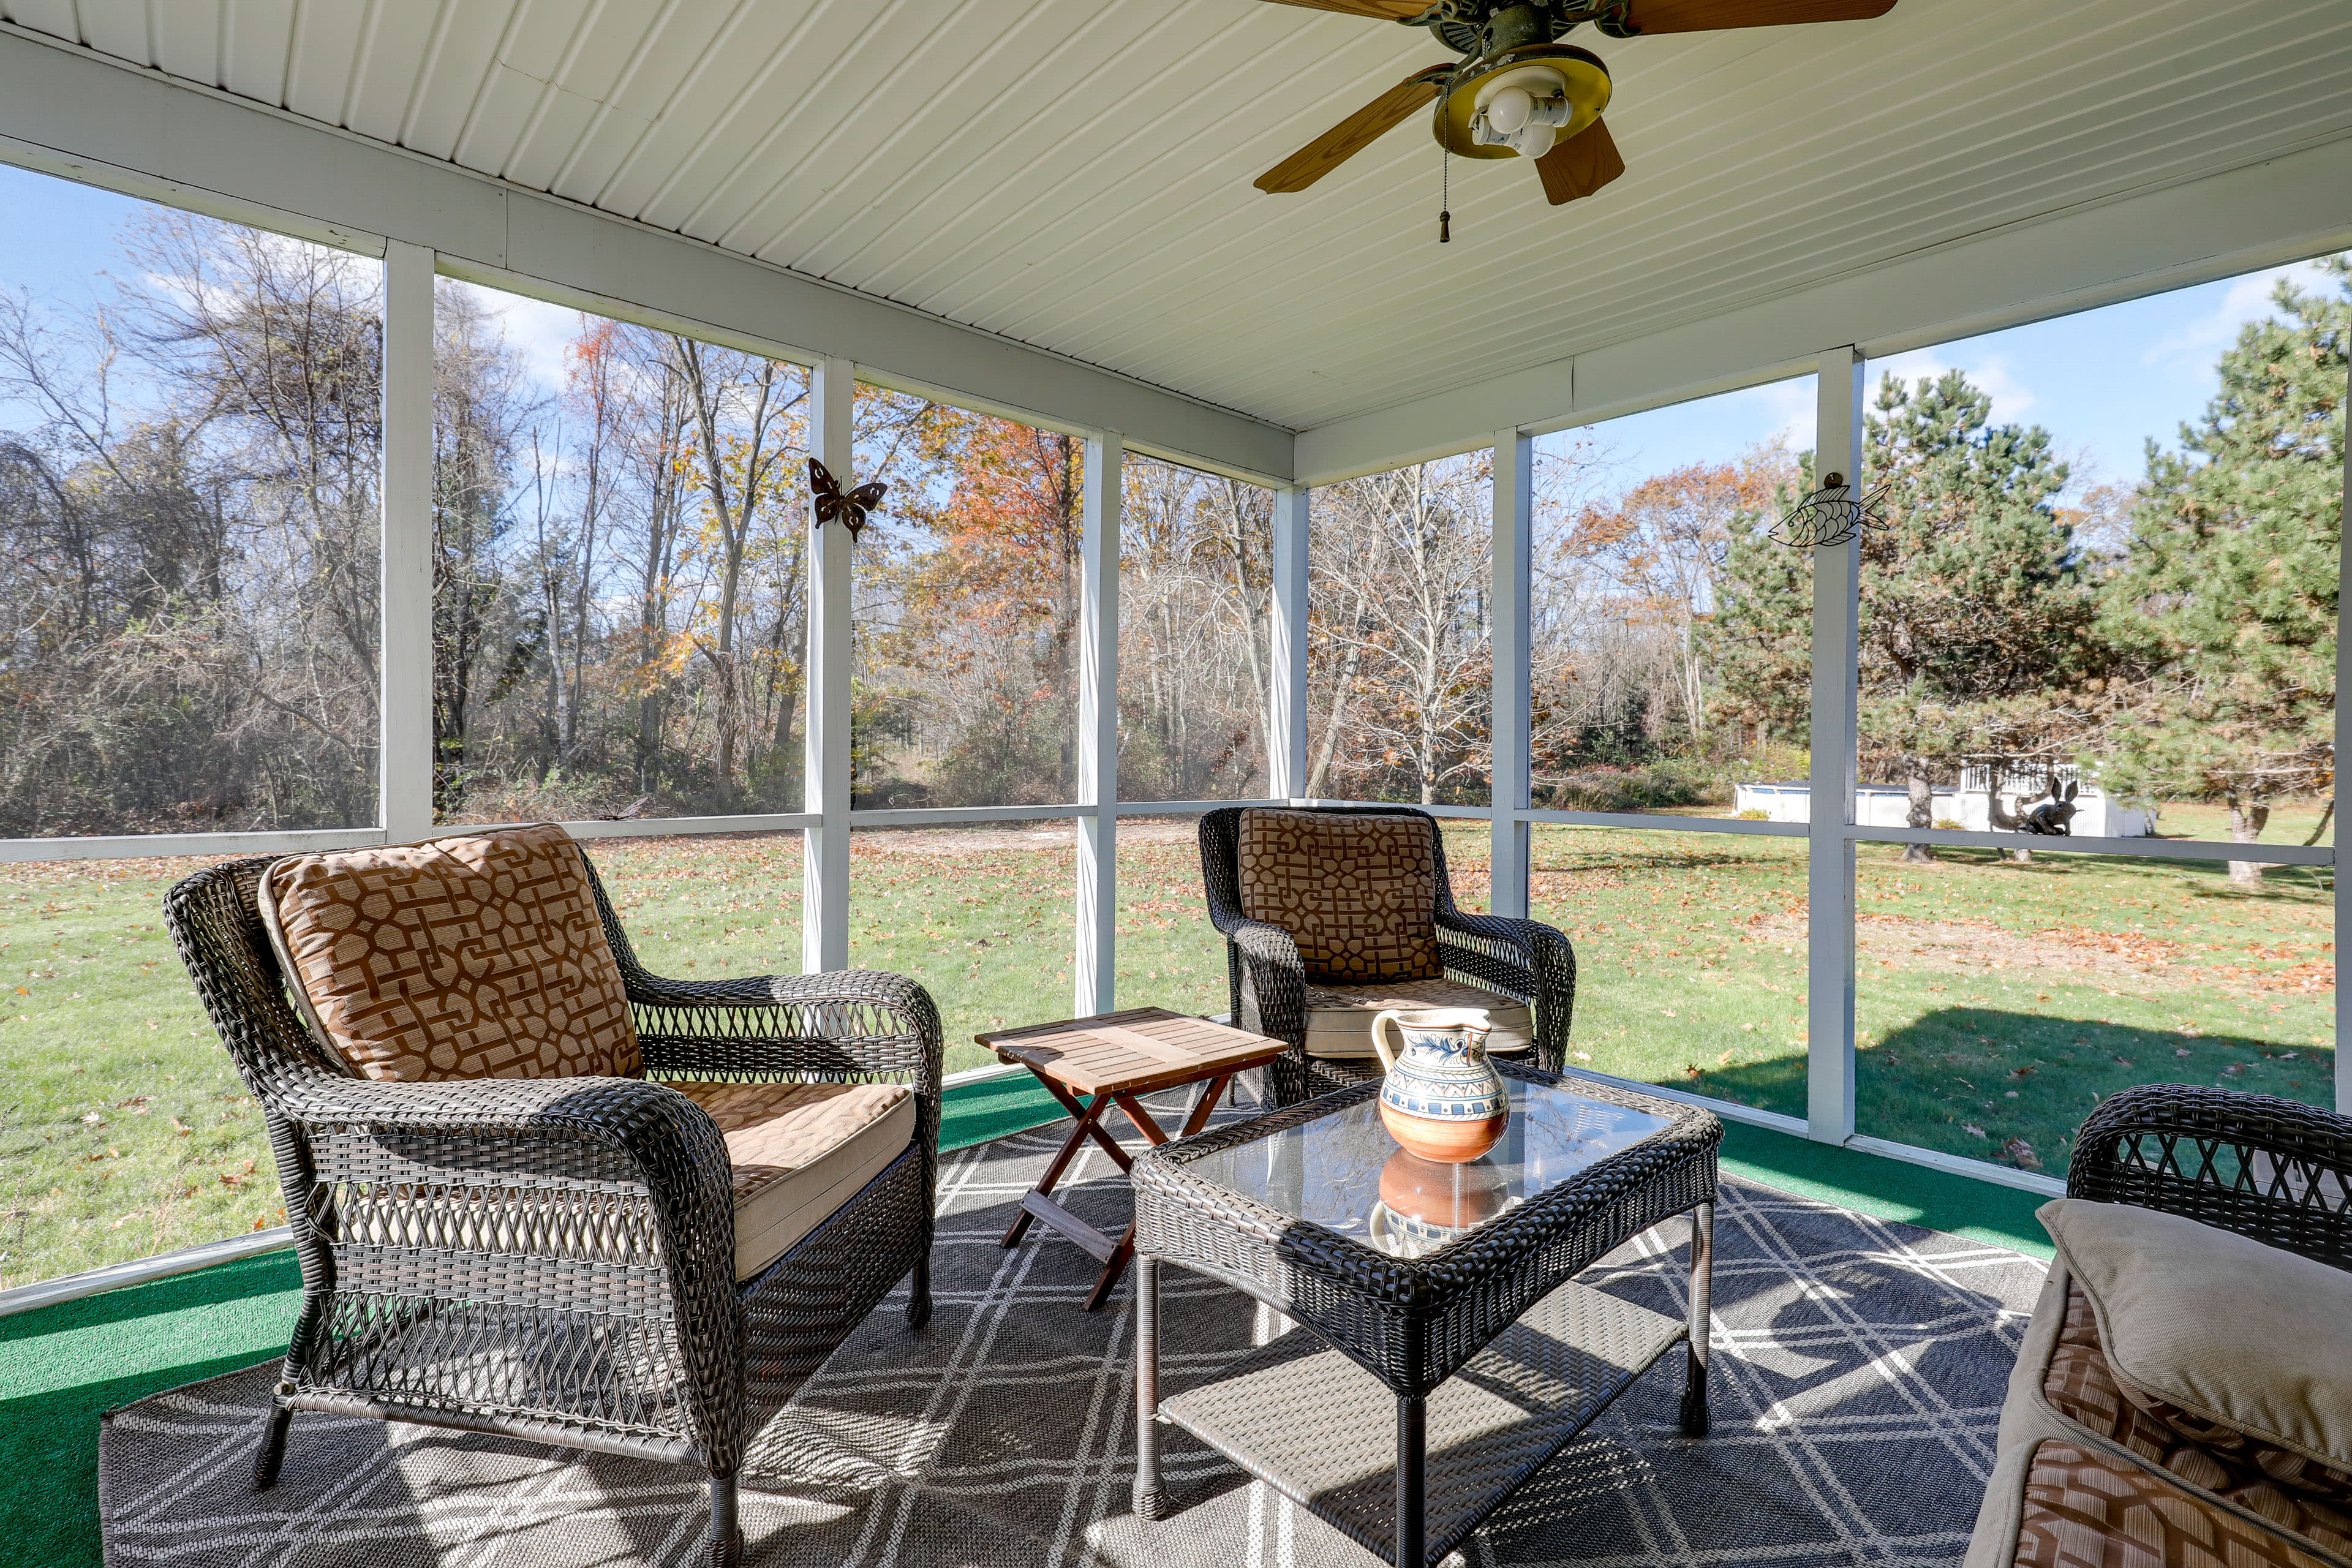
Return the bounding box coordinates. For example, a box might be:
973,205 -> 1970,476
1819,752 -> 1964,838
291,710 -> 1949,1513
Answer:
2,0 -> 2349,435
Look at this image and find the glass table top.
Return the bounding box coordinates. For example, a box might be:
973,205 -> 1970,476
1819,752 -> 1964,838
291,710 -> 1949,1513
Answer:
1183,1078 -> 1673,1259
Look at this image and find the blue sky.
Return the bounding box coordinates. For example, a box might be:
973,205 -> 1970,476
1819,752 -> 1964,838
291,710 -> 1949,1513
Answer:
1544,255 -> 2339,506
0,159 -> 2337,507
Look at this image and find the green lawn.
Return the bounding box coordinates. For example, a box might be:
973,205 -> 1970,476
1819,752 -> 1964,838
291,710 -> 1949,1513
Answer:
2,814 -> 2337,1287
1525,824 -> 2335,1174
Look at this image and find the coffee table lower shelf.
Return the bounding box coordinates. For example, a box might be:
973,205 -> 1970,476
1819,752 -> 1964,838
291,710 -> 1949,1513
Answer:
1154,1280 -> 1686,1567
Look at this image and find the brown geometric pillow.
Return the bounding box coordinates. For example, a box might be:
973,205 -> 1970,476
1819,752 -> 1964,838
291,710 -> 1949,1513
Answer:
1237,809 -> 1440,985
260,823 -> 641,1083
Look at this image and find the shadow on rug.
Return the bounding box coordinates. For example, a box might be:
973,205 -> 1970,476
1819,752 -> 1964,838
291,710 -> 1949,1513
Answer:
99,1095 -> 2043,1566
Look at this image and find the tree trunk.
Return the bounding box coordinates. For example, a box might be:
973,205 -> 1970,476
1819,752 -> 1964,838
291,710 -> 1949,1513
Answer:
2226,788 -> 2271,889
1902,758 -> 1936,864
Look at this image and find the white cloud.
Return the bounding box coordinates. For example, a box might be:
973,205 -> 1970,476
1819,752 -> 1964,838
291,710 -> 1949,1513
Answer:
2138,259 -> 2332,375
1871,347 -> 2038,424
466,283 -> 585,396
1737,377 -> 1815,449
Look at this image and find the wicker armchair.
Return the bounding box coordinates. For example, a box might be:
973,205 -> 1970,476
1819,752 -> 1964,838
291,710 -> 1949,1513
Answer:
164,850 -> 942,1568
1199,805 -> 1576,1105
2068,1081 -> 2352,1267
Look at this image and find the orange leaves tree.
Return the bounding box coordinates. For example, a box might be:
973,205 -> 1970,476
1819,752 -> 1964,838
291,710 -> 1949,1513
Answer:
861,406 -> 1085,805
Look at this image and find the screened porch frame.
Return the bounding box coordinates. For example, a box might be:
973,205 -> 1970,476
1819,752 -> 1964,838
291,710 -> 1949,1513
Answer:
0,24 -> 2344,1276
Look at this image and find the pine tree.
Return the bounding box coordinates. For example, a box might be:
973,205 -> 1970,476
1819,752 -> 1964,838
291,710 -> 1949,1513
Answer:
1698,461 -> 1811,754
1705,371 -> 2097,859
2101,258 -> 2347,886
1858,371 -> 2098,860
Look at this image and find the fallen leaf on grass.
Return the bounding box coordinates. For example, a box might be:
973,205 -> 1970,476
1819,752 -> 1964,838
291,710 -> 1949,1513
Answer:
2000,1137 -> 2042,1170
1962,1123 -> 1987,1137
2175,1048 -> 2194,1057
2111,1056 -> 2133,1066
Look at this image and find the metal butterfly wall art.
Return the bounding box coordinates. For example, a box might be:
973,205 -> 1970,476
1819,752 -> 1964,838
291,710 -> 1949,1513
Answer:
808,458 -> 887,540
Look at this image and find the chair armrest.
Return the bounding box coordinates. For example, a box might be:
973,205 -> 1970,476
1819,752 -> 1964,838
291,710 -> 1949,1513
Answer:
1436,909 -> 1577,1070
1226,919 -> 1308,1049
629,968 -> 944,1102
2070,1083 -> 2352,1270
270,1071 -> 744,1457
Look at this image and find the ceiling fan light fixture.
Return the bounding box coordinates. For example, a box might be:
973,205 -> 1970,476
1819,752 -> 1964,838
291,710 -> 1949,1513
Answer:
1439,47 -> 1609,159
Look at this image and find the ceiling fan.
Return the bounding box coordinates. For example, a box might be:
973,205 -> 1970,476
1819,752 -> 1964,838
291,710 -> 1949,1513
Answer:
1254,0 -> 1898,216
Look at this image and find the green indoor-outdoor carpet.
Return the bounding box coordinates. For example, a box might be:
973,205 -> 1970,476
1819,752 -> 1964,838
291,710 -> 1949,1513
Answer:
1,1077 -> 2047,1568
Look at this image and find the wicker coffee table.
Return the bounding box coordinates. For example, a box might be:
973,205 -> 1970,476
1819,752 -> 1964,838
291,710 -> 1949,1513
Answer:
1129,1064 -> 1721,1567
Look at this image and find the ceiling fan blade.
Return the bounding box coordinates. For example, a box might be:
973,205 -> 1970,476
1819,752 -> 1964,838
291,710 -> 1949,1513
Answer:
1254,64 -> 1453,194
1614,0 -> 1896,33
1533,116 -> 1626,206
1256,0 -> 1433,19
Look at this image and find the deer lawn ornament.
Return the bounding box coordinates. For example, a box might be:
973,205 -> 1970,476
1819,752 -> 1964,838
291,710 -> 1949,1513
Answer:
1990,780 -> 2079,837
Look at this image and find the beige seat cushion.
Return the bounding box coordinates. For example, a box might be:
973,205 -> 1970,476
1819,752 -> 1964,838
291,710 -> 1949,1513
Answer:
260,823 -> 640,1082
2040,1199 -> 2352,1479
1302,976 -> 1532,1059
672,1080 -> 916,1280
1237,809 -> 1439,985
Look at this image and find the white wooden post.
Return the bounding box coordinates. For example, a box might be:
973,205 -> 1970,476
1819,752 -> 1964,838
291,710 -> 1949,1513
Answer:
1808,348 -> 1866,1143
2337,348 -> 2350,1115
1074,432 -> 1124,1016
802,356 -> 854,973
1490,430 -> 1533,919
379,240 -> 435,843
1268,486 -> 1310,802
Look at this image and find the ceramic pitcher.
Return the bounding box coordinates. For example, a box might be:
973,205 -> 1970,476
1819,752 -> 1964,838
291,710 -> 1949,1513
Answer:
1370,1006 -> 1510,1164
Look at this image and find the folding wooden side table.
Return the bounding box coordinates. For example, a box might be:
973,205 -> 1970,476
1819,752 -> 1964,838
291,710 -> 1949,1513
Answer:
978,1006 -> 1285,1311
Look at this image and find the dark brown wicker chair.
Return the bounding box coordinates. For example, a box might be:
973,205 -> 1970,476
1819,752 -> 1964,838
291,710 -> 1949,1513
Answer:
1199,805 -> 1576,1105
2069,1081 -> 2352,1268
163,850 -> 942,1568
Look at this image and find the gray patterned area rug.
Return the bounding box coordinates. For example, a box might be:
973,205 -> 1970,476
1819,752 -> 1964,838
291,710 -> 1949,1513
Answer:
99,1090 -> 2045,1567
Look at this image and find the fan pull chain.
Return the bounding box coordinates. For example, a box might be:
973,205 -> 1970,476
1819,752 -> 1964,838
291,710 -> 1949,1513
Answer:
1439,146 -> 1451,243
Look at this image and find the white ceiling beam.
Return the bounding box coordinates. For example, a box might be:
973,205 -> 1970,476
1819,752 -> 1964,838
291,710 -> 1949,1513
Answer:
0,24 -> 1295,485
1294,134 -> 2352,484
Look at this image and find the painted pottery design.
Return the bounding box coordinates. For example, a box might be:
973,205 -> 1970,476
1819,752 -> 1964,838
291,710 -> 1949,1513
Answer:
1366,1148 -> 1515,1256
1371,1006 -> 1509,1163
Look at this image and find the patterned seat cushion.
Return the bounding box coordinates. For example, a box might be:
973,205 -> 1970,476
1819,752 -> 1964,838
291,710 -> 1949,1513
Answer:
1302,976 -> 1533,1058
2014,1439 -> 2341,1568
669,1080 -> 915,1280
1236,809 -> 1440,985
2042,1280 -> 2352,1556
2041,1199 -> 2352,1485
260,823 -> 641,1082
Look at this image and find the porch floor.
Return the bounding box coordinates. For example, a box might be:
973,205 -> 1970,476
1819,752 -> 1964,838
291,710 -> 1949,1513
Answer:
4,1076 -> 2051,1566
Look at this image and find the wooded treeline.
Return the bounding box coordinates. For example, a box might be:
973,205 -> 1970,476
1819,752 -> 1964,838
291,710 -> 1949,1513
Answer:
0,214 -> 382,835
1,205 -> 2339,857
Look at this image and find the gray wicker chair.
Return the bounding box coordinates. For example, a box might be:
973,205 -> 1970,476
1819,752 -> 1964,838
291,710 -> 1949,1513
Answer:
1198,805 -> 1577,1106
2069,1081 -> 2352,1267
163,851 -> 943,1568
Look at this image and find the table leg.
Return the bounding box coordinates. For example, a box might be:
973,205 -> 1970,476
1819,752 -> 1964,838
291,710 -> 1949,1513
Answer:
1003,1091 -> 1117,1249
1031,1071 -> 1136,1168
1395,1392 -> 1427,1568
1085,1227 -> 1136,1313
1177,1073 -> 1234,1139
1681,1198 -> 1714,1438
1132,1256 -> 1169,1520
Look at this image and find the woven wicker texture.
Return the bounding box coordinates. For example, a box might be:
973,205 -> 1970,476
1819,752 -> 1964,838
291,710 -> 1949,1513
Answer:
164,845 -> 943,1567
1135,1063 -> 1716,1397
100,1093 -> 2049,1567
2069,1084 -> 2352,1270
1160,1279 -> 1684,1566
1200,806 -> 1578,1106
